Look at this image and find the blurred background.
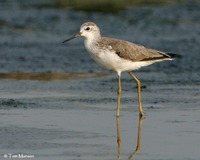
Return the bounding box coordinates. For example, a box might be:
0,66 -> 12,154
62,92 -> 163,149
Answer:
0,0 -> 199,76
0,1 -> 200,160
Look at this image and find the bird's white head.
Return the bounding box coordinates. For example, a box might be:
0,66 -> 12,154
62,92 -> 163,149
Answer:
80,22 -> 101,40
63,22 -> 101,43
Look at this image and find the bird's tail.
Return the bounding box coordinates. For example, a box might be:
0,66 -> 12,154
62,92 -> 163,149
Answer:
167,53 -> 181,59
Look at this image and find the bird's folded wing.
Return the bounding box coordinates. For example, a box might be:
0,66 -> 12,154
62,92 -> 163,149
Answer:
102,37 -> 171,62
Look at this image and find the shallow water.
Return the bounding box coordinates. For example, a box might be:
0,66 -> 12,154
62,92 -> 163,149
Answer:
0,0 -> 200,160
0,75 -> 199,160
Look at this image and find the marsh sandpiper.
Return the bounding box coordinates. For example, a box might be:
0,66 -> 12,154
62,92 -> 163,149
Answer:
63,22 -> 175,117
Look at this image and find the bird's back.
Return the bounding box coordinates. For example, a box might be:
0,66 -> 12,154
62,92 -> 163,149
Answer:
100,37 -> 173,62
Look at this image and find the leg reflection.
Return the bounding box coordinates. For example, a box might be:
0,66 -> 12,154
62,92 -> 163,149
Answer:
128,115 -> 144,159
116,116 -> 121,159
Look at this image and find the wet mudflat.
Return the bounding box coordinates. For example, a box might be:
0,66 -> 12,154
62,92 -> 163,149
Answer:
0,0 -> 200,160
0,77 -> 199,160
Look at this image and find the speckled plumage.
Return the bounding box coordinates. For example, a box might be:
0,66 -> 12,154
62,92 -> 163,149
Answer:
76,22 -> 174,76
63,22 -> 176,116
93,37 -> 171,61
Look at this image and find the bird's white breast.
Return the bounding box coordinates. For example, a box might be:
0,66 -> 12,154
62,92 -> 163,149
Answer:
84,39 -> 154,74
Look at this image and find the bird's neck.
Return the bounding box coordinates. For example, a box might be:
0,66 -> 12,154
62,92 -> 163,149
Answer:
84,34 -> 101,48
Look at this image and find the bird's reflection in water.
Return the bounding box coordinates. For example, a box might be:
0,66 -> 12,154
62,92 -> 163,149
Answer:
116,115 -> 144,159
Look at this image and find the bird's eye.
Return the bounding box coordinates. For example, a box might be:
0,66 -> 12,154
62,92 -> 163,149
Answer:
85,27 -> 90,31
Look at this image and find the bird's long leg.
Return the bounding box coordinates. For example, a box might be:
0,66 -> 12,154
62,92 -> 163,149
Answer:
117,75 -> 121,117
116,116 -> 121,159
128,72 -> 144,116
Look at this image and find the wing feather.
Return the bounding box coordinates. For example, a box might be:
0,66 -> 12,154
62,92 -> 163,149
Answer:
100,37 -> 171,61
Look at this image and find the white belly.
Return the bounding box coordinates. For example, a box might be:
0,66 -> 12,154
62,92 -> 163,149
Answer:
87,48 -> 153,74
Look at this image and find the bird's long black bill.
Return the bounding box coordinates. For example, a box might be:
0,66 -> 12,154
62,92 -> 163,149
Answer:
62,32 -> 82,43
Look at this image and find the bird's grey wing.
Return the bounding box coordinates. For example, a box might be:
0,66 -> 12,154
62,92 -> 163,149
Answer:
102,37 -> 171,61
